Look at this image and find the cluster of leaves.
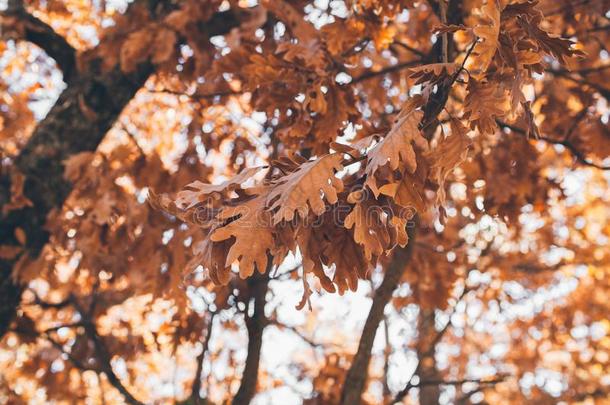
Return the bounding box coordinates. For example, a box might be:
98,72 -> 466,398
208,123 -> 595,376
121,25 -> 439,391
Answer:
152,103 -> 446,298
152,0 -> 584,303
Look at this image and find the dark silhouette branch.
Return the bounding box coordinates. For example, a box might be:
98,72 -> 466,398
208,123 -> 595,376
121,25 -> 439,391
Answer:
417,308 -> 441,405
455,376 -> 510,404
390,40 -> 428,58
339,223 -> 417,405
147,88 -> 242,101
70,295 -> 144,405
191,312 -> 216,405
497,120 -> 610,171
232,267 -> 270,405
351,59 -> 424,84
413,375 -> 507,388
546,68 -> 610,103
12,296 -> 143,405
1,1 -> 77,82
382,316 -> 392,401
269,318 -> 323,348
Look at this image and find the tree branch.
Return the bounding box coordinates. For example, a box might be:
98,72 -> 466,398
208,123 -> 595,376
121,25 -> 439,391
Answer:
546,68 -> 610,103
1,2 -> 77,82
69,296 -> 144,405
351,59 -> 424,84
339,223 -> 417,405
382,316 -> 391,401
417,308 -> 441,405
191,312 -> 216,405
232,267 -> 270,405
496,120 -> 610,170
269,318 -> 323,348
11,296 -> 143,405
414,376 -> 507,388
390,40 -> 428,58
339,17 -> 470,401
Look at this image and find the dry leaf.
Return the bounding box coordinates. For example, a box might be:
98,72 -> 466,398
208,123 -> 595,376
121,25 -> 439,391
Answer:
267,154 -> 344,224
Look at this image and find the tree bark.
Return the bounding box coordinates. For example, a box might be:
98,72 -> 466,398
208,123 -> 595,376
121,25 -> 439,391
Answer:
339,225 -> 417,405
0,58 -> 154,339
416,309 -> 441,405
0,3 -> 241,339
232,271 -> 270,405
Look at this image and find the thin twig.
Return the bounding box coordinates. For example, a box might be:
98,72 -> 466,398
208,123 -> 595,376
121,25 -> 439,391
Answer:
148,88 -> 241,100
269,319 -> 323,348
351,59 -> 424,84
191,312 -> 216,404
391,41 -> 428,58
412,375 -> 507,388
497,120 -> 610,171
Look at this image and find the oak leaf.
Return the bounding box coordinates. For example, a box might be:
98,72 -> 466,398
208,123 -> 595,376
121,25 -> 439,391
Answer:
210,192 -> 275,279
176,166 -> 263,210
322,224 -> 369,294
267,154 -> 344,224
472,0 -> 501,76
464,79 -> 506,134
409,63 -> 459,85
505,1 -> 585,63
427,119 -> 472,220
344,191 -> 391,260
192,238 -> 231,286
365,108 -> 427,196
378,170 -> 427,213
296,226 -> 336,293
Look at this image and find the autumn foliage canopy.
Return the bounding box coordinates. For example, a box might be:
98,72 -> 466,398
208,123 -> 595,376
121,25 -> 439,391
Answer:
0,0 -> 609,404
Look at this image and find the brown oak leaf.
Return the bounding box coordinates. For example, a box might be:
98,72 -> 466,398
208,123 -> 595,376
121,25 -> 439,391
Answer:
267,154 -> 344,224
210,192 -> 275,279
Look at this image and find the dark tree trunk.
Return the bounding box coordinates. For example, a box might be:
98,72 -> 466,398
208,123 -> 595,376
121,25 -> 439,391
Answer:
0,4 -> 241,339
0,63 -> 153,337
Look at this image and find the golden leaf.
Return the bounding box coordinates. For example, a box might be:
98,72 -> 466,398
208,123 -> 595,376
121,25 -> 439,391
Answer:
176,166 -> 263,210
471,0 -> 500,76
427,119 -> 472,220
192,238 -> 231,285
210,193 -> 275,279
365,108 -> 427,196
464,79 -> 507,134
344,192 -> 391,260
379,155 -> 429,213
322,225 -> 369,294
267,154 -> 344,224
